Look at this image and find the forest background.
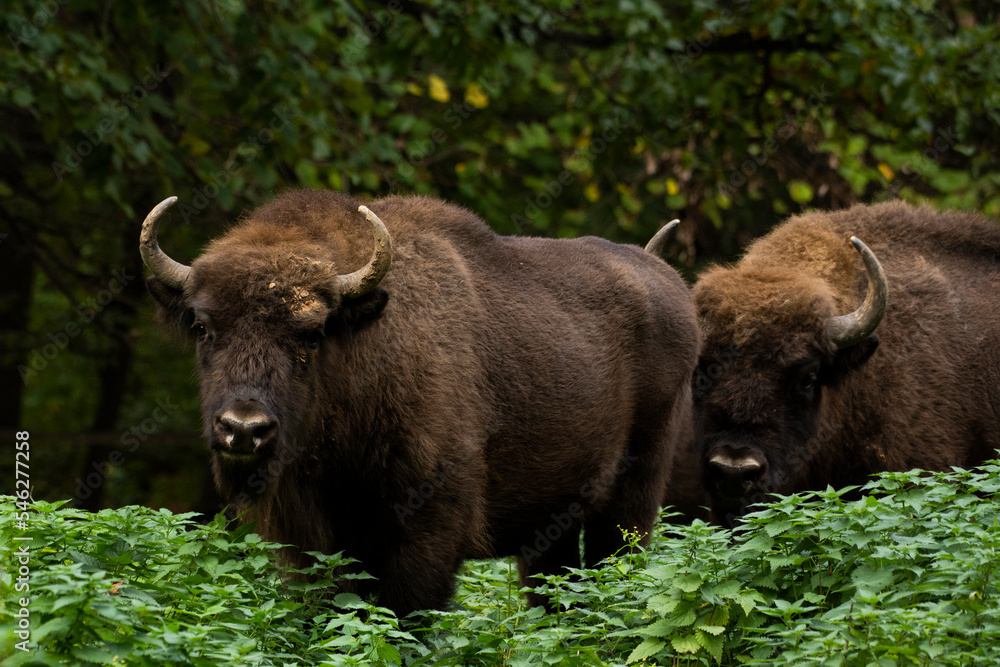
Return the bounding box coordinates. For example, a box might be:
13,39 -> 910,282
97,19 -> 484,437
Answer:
2,0 -> 998,513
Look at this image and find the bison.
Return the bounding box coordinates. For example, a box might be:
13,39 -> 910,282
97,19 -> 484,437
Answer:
140,189 -> 700,614
691,200 -> 1000,525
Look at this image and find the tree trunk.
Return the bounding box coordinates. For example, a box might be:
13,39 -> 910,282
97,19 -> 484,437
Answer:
77,213 -> 147,511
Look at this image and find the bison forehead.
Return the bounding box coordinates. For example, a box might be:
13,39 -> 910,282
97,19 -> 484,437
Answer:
191,251 -> 337,318
694,266 -> 840,348
262,281 -> 324,315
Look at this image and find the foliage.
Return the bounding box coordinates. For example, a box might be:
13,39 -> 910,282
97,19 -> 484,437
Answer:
3,462 -> 1000,665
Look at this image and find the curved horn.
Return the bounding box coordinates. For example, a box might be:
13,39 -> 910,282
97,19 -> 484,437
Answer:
644,219 -> 680,258
338,205 -> 393,299
139,196 -> 191,290
826,236 -> 888,349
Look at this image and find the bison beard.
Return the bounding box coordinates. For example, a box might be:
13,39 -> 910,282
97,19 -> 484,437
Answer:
691,200 -> 1000,526
141,189 -> 700,615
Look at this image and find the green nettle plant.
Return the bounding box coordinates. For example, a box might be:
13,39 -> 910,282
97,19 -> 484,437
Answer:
2,463 -> 999,666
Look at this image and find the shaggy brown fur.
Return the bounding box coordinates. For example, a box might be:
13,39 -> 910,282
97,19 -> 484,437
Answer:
692,200 -> 1000,525
146,189 -> 700,615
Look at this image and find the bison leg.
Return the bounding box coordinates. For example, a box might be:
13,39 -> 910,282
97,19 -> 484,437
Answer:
375,539 -> 465,617
516,521 -> 583,611
583,431 -> 671,568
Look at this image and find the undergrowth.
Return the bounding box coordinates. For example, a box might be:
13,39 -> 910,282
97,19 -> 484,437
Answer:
2,463 -> 999,666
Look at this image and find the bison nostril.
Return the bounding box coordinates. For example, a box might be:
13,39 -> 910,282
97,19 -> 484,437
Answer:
213,411 -> 278,454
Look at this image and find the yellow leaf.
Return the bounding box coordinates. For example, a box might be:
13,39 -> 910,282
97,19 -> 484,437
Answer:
464,83 -> 488,109
428,74 -> 450,103
180,133 -> 211,157
405,82 -> 424,96
877,162 -> 895,180
455,162 -> 467,174
666,178 -> 679,196
584,183 -> 600,202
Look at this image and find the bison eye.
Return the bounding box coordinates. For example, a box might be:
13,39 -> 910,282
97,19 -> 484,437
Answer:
304,328 -> 324,350
796,372 -> 818,398
192,322 -> 208,341
787,358 -> 821,402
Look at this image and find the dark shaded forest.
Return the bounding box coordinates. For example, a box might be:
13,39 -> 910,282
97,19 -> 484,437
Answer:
2,0 -> 998,513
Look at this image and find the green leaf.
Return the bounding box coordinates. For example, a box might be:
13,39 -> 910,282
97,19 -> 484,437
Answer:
334,592 -> 368,609
647,593 -> 680,615
704,605 -> 729,628
710,580 -> 742,598
674,571 -> 703,592
763,520 -> 794,537
12,87 -> 34,108
671,634 -> 701,654
72,646 -> 118,663
737,534 -> 775,555
32,617 -> 72,642
851,564 -> 895,594
626,638 -> 665,664
377,641 -> 402,663
788,180 -> 814,204
667,608 -> 697,628
697,629 -> 725,661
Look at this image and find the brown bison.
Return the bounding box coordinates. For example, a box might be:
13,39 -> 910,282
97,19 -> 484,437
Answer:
140,189 -> 699,615
691,201 -> 1000,525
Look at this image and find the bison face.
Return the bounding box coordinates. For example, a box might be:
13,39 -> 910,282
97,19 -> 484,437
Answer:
691,237 -> 886,526
139,197 -> 393,503
693,333 -> 878,526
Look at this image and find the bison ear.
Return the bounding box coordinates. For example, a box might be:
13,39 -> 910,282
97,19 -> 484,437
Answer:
829,333 -> 880,381
146,276 -> 193,331
332,287 -> 389,330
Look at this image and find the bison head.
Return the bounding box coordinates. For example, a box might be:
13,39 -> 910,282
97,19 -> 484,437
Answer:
139,194 -> 392,503
691,236 -> 887,525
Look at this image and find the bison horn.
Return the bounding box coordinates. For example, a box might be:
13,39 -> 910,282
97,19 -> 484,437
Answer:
644,219 -> 680,257
338,205 -> 394,298
139,196 -> 191,290
826,236 -> 888,349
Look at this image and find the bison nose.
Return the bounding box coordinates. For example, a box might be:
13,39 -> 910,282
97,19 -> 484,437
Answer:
706,452 -> 767,497
213,409 -> 277,455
